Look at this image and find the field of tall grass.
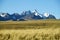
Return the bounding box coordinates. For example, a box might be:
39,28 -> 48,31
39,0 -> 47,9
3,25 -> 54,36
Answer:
0,20 -> 60,29
0,28 -> 60,40
0,20 -> 60,40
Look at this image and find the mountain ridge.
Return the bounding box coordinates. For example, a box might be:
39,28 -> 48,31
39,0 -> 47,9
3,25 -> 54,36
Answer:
0,10 -> 56,21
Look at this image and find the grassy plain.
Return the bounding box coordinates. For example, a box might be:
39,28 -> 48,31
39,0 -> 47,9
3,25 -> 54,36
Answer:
0,20 -> 60,40
0,20 -> 60,29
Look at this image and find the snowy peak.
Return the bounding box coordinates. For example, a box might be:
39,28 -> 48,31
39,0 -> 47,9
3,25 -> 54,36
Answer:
32,10 -> 39,16
43,12 -> 56,19
43,13 -> 49,17
0,10 -> 56,21
39,14 -> 43,17
0,13 -> 9,17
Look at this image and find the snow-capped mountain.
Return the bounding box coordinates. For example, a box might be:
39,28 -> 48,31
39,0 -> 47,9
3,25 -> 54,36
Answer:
43,13 -> 49,17
20,10 -> 43,20
32,10 -> 40,16
0,13 -> 11,21
0,10 -> 56,21
0,13 -> 8,17
32,10 -> 43,19
32,10 -> 43,18
43,12 -> 56,19
46,14 -> 56,19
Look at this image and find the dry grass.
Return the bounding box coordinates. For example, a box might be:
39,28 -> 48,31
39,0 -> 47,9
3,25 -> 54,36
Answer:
0,28 -> 60,40
0,20 -> 60,29
0,20 -> 60,40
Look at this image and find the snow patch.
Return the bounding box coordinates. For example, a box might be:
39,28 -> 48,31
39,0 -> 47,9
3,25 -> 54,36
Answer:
44,13 -> 49,17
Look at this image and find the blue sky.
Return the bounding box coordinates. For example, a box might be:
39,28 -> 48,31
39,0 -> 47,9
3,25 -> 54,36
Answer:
0,0 -> 60,19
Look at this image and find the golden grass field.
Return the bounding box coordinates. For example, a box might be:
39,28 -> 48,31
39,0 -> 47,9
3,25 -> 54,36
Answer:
0,20 -> 60,40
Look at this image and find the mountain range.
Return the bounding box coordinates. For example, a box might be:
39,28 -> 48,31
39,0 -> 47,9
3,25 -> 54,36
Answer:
0,10 -> 56,21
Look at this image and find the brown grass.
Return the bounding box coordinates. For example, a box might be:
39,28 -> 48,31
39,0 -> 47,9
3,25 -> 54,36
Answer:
0,28 -> 60,40
0,20 -> 60,29
0,20 -> 60,40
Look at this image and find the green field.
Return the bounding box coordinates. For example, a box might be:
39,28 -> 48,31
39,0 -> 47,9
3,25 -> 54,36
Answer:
0,20 -> 60,40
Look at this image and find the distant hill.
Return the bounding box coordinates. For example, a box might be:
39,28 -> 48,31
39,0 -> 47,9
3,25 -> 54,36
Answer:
0,10 -> 56,21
